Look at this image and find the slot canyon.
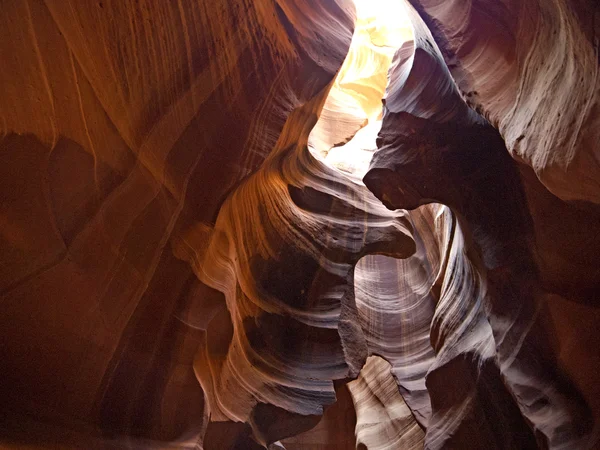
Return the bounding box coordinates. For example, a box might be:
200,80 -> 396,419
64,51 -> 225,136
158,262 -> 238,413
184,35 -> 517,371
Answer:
1,0 -> 600,448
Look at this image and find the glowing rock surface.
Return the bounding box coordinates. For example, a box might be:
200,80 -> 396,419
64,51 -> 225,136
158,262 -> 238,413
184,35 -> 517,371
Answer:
1,0 -> 599,449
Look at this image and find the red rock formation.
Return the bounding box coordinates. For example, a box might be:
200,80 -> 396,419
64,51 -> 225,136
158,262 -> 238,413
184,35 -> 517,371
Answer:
1,0 -> 599,448
348,355 -> 424,449
0,0 -> 357,446
364,1 -> 600,448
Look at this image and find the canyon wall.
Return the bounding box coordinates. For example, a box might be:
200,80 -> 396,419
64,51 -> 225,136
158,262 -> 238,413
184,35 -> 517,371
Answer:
1,0 -> 599,448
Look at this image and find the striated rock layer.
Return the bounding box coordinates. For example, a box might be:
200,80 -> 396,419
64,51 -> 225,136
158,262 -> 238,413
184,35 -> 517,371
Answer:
1,0 -> 599,449
348,355 -> 424,450
364,0 -> 600,448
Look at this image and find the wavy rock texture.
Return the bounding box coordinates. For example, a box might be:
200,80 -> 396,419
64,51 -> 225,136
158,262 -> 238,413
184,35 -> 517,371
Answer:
364,1 -> 600,448
348,355 -> 424,449
1,0 -> 600,449
193,100 -> 415,441
308,0 -> 412,179
0,0 -> 358,447
406,0 -> 600,204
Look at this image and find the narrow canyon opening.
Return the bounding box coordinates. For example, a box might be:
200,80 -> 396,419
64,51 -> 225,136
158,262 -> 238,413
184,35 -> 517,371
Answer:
307,0 -> 413,181
1,0 -> 599,448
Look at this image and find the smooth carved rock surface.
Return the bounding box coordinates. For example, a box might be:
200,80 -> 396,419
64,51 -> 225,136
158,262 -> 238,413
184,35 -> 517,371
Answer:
1,0 -> 600,449
405,0 -> 600,204
308,0 -> 412,179
364,1 -> 600,448
348,355 -> 425,449
193,104 -> 415,430
0,0 -> 356,446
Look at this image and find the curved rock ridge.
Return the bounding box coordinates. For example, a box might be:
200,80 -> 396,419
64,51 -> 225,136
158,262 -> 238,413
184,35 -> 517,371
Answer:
354,205 -> 439,429
308,0 -> 412,179
404,0 -> 600,203
0,0 -> 359,447
357,203 -> 539,449
347,355 -> 425,449
194,98 -> 416,442
365,111 -> 595,449
1,0 -> 599,448
364,2 -> 599,448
